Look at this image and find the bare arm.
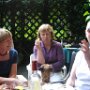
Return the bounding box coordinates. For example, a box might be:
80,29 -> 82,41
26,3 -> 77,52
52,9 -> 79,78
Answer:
0,77 -> 15,84
35,39 -> 45,64
66,63 -> 76,87
66,51 -> 80,87
0,77 -> 21,86
66,50 -> 82,87
9,64 -> 17,78
80,39 -> 90,68
37,48 -> 45,64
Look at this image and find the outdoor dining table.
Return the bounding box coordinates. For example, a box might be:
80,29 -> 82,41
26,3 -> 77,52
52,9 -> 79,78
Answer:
42,83 -> 75,90
0,75 -> 28,90
21,83 -> 74,90
13,81 -> 75,90
15,75 -> 75,90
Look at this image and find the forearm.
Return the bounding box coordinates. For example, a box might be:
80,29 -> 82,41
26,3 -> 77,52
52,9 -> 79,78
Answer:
9,75 -> 16,78
37,49 -> 45,64
0,77 -> 19,85
52,59 -> 65,72
9,71 -> 17,78
0,77 -> 10,84
0,77 -> 5,84
52,45 -> 65,72
66,65 -> 76,87
66,77 -> 75,87
9,64 -> 17,78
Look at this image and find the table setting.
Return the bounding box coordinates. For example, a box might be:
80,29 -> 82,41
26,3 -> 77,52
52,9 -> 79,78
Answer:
0,75 -> 75,90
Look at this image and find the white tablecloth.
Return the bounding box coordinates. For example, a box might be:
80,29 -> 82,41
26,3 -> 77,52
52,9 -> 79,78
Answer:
42,83 -> 75,90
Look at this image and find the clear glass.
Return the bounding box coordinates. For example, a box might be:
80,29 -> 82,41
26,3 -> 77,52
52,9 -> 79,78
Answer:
30,71 -> 42,90
28,70 -> 31,89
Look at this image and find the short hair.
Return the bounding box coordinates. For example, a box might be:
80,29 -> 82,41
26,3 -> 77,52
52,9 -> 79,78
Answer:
0,28 -> 12,42
37,24 -> 55,40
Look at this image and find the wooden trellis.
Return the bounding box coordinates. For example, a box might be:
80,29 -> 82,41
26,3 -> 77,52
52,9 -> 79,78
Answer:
0,0 -> 85,65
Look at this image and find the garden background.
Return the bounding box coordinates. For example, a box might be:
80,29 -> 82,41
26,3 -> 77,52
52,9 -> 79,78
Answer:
0,0 -> 90,65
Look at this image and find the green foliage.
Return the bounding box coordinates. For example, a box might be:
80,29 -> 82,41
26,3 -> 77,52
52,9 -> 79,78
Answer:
83,0 -> 90,22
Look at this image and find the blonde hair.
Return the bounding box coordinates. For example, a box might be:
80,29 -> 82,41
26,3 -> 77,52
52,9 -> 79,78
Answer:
0,28 -> 12,42
37,24 -> 55,40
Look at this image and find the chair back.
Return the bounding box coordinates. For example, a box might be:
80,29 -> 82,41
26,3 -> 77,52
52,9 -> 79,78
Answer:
69,51 -> 76,72
60,51 -> 77,84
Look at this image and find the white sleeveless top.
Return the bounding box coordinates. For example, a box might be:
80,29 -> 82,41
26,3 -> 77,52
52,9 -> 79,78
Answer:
74,50 -> 90,90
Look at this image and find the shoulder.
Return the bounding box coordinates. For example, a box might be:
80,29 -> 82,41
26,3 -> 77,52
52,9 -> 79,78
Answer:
52,40 -> 61,47
74,50 -> 83,65
9,48 -> 18,63
10,48 -> 17,52
10,48 -> 18,55
75,50 -> 83,58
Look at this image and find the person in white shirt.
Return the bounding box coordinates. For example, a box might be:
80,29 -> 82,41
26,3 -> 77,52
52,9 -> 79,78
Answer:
66,21 -> 90,90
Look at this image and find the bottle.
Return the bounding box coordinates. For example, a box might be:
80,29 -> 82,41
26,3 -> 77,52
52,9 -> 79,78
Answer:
30,59 -> 42,90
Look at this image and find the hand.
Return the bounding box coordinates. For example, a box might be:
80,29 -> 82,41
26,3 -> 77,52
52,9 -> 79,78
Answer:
39,64 -> 52,70
80,39 -> 90,61
5,78 -> 25,86
39,64 -> 52,83
0,78 -> 19,89
79,39 -> 89,53
35,38 -> 41,50
5,78 -> 27,89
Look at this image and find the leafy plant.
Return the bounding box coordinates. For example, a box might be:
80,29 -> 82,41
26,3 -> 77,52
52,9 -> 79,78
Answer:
83,0 -> 90,22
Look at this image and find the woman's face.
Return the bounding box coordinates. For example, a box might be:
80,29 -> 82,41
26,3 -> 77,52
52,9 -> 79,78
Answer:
40,31 -> 52,44
0,36 -> 13,53
85,30 -> 90,44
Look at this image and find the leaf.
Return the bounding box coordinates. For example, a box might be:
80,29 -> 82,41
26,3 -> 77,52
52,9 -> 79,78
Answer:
85,16 -> 90,22
83,11 -> 90,16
